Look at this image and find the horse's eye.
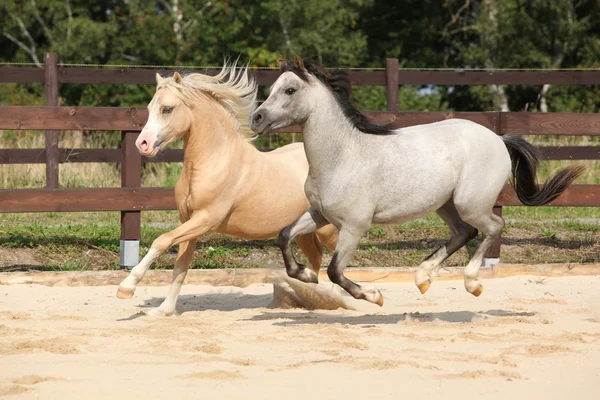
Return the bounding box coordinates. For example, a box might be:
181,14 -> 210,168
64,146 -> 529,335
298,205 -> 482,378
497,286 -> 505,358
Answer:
285,88 -> 296,96
162,106 -> 174,114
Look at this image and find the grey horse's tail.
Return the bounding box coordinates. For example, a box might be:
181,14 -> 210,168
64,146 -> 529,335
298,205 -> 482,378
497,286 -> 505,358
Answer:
502,135 -> 585,206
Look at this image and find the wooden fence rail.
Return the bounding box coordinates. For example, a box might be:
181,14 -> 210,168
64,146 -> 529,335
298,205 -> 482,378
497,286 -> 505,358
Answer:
2,52 -> 600,267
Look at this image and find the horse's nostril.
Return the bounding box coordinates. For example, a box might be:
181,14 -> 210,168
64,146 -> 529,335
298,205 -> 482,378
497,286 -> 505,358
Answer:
253,113 -> 263,124
140,140 -> 149,151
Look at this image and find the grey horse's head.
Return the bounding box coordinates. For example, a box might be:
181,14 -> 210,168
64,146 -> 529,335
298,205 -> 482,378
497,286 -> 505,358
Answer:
249,56 -> 394,136
249,57 -> 317,135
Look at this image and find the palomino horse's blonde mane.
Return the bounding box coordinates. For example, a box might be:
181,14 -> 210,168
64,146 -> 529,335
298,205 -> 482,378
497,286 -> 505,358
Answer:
158,61 -> 258,139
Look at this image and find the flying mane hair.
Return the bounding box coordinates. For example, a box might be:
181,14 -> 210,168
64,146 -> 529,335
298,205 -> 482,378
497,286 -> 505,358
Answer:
280,56 -> 395,135
157,59 -> 258,139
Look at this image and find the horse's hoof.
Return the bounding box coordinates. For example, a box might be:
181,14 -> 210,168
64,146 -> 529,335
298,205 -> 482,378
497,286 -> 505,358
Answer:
305,270 -> 319,284
417,280 -> 431,295
146,307 -> 172,317
364,288 -> 384,307
293,268 -> 319,284
116,286 -> 135,299
471,285 -> 483,297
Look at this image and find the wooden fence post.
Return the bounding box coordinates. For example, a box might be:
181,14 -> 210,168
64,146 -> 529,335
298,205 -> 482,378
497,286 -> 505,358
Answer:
44,52 -> 59,188
386,58 -> 399,112
120,131 -> 142,269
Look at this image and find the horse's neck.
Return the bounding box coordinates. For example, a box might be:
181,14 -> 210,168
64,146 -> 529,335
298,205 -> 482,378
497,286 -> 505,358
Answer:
302,95 -> 359,177
183,104 -> 251,172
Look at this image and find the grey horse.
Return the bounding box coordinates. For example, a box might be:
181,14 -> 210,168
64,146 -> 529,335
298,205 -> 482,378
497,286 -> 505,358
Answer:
250,57 -> 584,306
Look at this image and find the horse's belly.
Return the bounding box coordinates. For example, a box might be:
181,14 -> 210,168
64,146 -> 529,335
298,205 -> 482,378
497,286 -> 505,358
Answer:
216,188 -> 310,240
371,177 -> 455,224
372,195 -> 450,224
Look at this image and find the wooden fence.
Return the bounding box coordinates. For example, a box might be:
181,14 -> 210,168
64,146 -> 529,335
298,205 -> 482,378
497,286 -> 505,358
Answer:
1,53 -> 599,266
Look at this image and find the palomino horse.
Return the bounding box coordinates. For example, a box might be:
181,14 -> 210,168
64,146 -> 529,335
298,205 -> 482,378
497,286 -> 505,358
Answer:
249,57 -> 584,306
116,62 -> 338,316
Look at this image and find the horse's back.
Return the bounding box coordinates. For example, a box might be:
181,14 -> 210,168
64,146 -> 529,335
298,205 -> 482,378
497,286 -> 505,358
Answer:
396,118 -> 506,157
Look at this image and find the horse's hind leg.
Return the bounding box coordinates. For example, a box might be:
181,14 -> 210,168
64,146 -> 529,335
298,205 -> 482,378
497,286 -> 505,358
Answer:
327,227 -> 384,306
147,238 -> 197,317
458,211 -> 504,296
295,233 -> 324,275
279,208 -> 330,283
294,224 -> 340,275
415,200 -> 478,294
316,224 -> 339,253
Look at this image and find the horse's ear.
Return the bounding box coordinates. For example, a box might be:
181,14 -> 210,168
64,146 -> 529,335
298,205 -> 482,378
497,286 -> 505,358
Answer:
293,56 -> 307,73
315,63 -> 331,79
173,71 -> 183,83
279,57 -> 287,71
155,73 -> 164,85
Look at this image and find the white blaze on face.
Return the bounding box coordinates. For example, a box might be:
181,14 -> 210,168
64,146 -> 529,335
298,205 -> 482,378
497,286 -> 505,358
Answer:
136,99 -> 163,156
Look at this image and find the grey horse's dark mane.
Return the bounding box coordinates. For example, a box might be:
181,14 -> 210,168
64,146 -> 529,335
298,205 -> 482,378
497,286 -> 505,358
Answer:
280,57 -> 395,135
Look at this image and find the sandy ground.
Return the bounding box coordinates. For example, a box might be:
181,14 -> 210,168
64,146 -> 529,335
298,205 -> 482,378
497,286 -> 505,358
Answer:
1,274 -> 600,399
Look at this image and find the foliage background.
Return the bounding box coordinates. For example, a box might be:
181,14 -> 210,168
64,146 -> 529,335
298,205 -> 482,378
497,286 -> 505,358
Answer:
2,0 -> 599,112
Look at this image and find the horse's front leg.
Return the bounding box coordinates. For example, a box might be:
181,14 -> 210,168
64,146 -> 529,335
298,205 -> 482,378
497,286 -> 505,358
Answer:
146,238 -> 197,317
116,211 -> 217,312
327,227 -> 384,306
278,208 -> 329,284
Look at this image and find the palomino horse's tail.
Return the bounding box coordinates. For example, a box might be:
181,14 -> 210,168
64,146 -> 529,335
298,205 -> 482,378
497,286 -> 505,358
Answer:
502,135 -> 585,206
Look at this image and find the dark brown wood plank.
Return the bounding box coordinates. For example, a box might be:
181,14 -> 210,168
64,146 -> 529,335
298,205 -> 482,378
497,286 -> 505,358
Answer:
1,184 -> 597,213
56,67 -> 385,86
0,149 -> 47,164
497,184 -> 600,206
0,67 -> 44,83
4,66 -> 600,86
0,149 -> 123,164
347,71 -> 387,86
144,149 -> 184,163
59,68 -> 167,85
121,131 -> 142,240
0,106 -> 148,131
44,52 -> 60,189
2,107 -> 599,138
63,148 -> 121,163
396,71 -> 600,85
502,112 -> 600,135
3,146 -> 599,165
386,59 -> 399,112
0,188 -> 176,213
59,68 -> 279,85
538,146 -> 600,160
250,70 -> 286,86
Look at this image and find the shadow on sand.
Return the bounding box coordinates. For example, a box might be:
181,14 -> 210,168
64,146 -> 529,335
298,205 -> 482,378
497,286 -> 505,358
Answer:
117,291 -> 273,321
244,309 -> 536,326
118,290 -> 536,326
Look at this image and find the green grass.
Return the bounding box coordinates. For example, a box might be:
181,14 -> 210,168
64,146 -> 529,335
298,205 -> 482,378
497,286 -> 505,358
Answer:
0,218 -> 279,271
2,208 -> 598,271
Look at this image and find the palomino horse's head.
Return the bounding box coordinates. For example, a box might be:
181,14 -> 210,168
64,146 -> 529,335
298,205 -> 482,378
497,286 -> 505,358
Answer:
137,63 -> 258,157
136,72 -> 193,157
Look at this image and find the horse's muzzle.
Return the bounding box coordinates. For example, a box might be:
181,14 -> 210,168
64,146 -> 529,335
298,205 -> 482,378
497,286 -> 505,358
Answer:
249,110 -> 271,136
